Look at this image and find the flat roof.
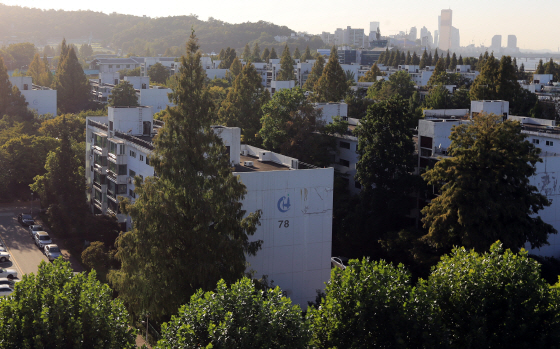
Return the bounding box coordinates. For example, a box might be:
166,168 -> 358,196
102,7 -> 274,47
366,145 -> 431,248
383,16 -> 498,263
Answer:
234,155 -> 290,172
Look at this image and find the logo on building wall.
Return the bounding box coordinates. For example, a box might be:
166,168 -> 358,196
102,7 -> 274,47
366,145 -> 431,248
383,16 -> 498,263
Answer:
277,194 -> 291,213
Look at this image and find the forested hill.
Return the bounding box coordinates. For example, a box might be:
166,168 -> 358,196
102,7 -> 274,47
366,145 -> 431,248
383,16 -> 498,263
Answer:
0,4 -> 325,54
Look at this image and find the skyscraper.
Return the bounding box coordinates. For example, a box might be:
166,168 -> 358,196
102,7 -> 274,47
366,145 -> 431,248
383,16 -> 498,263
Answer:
507,35 -> 517,49
438,9 -> 452,51
491,35 -> 502,49
409,26 -> 417,41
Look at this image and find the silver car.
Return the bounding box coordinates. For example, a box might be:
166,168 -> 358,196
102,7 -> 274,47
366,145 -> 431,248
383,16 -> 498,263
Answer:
28,225 -> 43,237
0,268 -> 17,280
0,252 -> 10,263
44,244 -> 62,262
34,232 -> 52,249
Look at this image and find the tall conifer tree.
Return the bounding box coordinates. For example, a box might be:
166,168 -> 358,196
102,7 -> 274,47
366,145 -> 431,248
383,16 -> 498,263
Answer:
276,45 -> 296,81
313,46 -> 348,102
53,40 -> 90,113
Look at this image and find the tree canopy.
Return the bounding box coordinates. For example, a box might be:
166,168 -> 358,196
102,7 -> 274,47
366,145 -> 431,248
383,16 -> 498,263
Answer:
157,278 -> 309,348
422,113 -> 556,252
313,46 -> 348,102
276,45 -> 296,81
0,259 -> 136,348
108,80 -> 139,107
148,62 -> 170,84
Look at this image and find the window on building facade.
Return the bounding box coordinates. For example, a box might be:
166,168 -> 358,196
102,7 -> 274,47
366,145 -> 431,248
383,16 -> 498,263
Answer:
126,64 -> 130,68
547,141 -> 554,146
109,65 -> 113,68
118,165 -> 127,176
116,65 -> 120,68
129,169 -> 136,177
533,139 -> 540,144
339,159 -> 350,167
339,141 -> 350,149
139,155 -> 144,161
130,150 -> 136,158
354,181 -> 362,189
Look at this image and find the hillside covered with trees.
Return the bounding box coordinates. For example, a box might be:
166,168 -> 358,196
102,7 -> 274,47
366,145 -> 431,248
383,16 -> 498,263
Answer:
0,5 -> 325,56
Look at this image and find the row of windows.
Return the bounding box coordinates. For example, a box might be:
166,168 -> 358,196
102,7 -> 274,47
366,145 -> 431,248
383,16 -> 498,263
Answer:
533,139 -> 554,146
107,64 -> 132,69
339,141 -> 358,151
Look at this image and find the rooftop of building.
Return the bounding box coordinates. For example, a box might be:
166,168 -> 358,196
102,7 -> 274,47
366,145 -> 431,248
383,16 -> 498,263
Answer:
234,155 -> 291,172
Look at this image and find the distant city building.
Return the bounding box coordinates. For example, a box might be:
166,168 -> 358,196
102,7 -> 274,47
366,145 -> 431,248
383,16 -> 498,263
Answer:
434,30 -> 439,47
451,26 -> 460,50
439,9 -> 453,51
343,26 -> 366,47
420,26 -> 433,46
507,35 -> 518,49
369,21 -> 380,40
409,26 -> 417,41
491,35 -> 502,50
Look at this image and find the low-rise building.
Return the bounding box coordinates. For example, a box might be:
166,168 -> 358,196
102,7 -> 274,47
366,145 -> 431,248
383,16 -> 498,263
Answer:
85,107 -> 334,306
9,76 -> 57,116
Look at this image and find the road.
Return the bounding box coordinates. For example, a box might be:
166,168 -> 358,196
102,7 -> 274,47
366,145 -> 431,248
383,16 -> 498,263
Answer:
0,205 -> 49,277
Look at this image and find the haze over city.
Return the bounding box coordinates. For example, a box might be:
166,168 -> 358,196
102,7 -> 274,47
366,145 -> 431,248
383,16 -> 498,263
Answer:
1,0 -> 559,51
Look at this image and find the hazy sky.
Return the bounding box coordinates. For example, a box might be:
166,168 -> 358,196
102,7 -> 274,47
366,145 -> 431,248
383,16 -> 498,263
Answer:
3,0 -> 560,51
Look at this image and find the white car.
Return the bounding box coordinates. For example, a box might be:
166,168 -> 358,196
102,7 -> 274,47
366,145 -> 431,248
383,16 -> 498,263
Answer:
29,225 -> 43,237
0,246 -> 6,252
34,231 -> 52,249
0,268 -> 17,280
0,285 -> 13,297
0,252 -> 10,263
0,277 -> 17,287
44,244 -> 62,262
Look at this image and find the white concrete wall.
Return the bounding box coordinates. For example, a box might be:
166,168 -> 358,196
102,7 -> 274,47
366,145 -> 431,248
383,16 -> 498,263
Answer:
139,89 -> 174,113
9,76 -> 32,90
20,90 -> 57,116
100,72 -> 120,85
314,103 -> 348,124
212,126 -> 241,165
423,109 -> 469,118
109,107 -> 153,136
236,168 -> 334,307
125,76 -> 150,90
205,69 -> 228,80
471,100 -> 509,118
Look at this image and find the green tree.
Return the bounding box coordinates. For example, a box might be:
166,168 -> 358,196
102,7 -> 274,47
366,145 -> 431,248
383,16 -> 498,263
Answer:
444,51 -> 451,69
412,51 -> 419,65
218,47 -> 237,69
367,70 -> 415,100
308,258 -> 414,348
458,54 -> 463,65
302,54 -> 324,91
427,58 -> 447,86
53,40 -> 90,113
276,45 -> 295,81
261,47 -> 270,62
359,63 -> 382,82
433,48 -> 439,63
251,42 -> 261,62
27,53 -> 52,87
38,113 -> 85,141
450,52 -> 457,70
469,53 -> 500,100
293,46 -> 301,60
0,259 -> 135,348
108,31 -> 261,322
536,59 -> 545,74
419,50 -> 428,69
81,241 -> 113,282
218,62 -> 269,145
424,84 -> 451,109
30,117 -> 88,237
422,113 -> 556,252
405,51 -> 411,65
0,56 -> 32,122
259,87 -> 335,167
420,242 -> 560,347
148,62 -> 170,84
301,45 -> 313,61
313,46 -> 348,102
242,43 -> 251,61
157,278 -> 309,349
108,81 -> 139,107
226,56 -> 243,81
79,43 -> 93,59
118,67 -> 141,79
427,51 -> 433,66
269,47 -> 278,60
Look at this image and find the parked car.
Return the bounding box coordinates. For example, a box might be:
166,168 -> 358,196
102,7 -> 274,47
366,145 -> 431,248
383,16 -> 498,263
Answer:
43,244 -> 62,262
331,256 -> 349,270
17,213 -> 34,227
0,285 -> 13,297
28,225 -> 43,237
0,268 -> 17,280
0,246 -> 6,252
34,231 -> 52,249
0,252 -> 10,263
0,277 -> 18,287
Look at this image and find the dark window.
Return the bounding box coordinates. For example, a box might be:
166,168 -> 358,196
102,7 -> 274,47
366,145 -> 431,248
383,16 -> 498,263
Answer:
129,169 -> 136,177
23,84 -> 28,90
114,79 -> 119,85
533,139 -> 540,144
224,146 -> 231,159
126,64 -> 130,68
547,141 -> 554,146
146,157 -> 150,165
129,189 -> 135,198
142,83 -> 147,89
118,165 -> 127,176
354,181 -> 362,189
420,136 -> 433,149
109,121 -> 113,131
339,159 -> 350,167
143,121 -> 151,135
339,141 -> 350,149
421,149 -> 433,157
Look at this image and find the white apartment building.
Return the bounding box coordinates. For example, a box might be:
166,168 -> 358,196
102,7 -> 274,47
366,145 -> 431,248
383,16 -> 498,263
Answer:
9,76 -> 57,116
85,107 -> 334,306
417,100 -> 560,258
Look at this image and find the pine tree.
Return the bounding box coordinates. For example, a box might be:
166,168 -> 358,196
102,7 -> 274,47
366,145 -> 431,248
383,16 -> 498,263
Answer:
302,54 -> 325,91
313,46 -> 348,102
412,51 -> 419,65
377,52 -> 385,65
405,51 -> 411,65
293,47 -> 301,60
227,57 -> 243,80
261,47 -> 270,62
301,45 -> 313,61
427,58 -> 447,86
53,41 -> 90,113
276,45 -> 296,81
0,56 -> 32,121
433,49 -> 439,64
458,55 -> 464,65
109,30 -> 261,321
427,51 -> 433,66
545,58 -> 555,75
400,51 -> 405,66
269,47 -> 278,60
242,43 -> 251,61
419,51 -> 428,69
218,48 -> 225,60
470,53 -> 500,100
251,42 -> 261,62
218,62 -> 269,145
218,47 -> 237,69
450,53 -> 458,70
536,59 -> 545,74
445,52 -> 451,69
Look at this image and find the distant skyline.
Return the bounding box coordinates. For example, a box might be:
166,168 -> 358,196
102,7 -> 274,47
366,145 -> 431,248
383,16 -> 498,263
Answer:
1,0 -> 559,51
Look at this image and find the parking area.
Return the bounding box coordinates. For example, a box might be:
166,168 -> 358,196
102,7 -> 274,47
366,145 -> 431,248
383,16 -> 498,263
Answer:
0,202 -> 84,278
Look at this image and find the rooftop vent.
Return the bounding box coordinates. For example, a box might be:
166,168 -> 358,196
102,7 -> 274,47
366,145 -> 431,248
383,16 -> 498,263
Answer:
244,161 -> 254,167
